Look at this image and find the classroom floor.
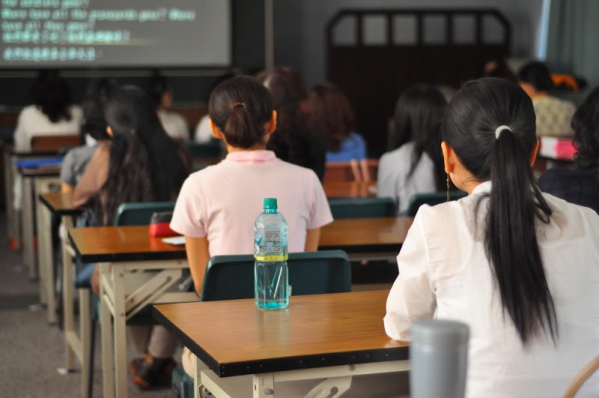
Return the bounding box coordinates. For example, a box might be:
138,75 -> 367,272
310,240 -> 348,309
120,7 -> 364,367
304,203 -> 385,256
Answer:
0,211 -> 406,398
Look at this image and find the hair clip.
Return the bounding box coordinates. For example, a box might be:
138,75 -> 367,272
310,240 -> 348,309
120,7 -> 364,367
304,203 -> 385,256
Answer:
233,102 -> 246,108
495,125 -> 511,139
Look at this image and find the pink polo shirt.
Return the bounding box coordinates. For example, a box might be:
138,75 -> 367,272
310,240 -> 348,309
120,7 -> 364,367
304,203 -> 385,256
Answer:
170,150 -> 333,256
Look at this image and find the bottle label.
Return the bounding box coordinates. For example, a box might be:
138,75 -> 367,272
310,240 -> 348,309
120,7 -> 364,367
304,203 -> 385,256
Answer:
254,254 -> 289,261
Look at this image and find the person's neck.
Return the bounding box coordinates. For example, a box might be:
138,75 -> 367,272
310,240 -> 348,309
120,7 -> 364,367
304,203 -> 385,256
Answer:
226,143 -> 267,153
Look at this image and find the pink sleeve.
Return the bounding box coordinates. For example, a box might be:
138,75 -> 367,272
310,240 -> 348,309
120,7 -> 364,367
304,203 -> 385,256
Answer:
170,176 -> 207,238
307,173 -> 334,229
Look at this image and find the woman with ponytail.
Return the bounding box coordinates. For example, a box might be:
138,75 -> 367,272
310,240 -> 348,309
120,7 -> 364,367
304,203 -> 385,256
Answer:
384,78 -> 599,397
73,86 -> 191,390
170,75 -> 333,376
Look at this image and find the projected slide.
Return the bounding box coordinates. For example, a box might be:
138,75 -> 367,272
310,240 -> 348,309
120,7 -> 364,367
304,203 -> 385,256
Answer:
0,0 -> 230,67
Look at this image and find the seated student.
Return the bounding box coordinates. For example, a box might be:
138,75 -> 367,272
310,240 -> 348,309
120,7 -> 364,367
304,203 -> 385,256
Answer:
13,70 -> 83,150
61,78 -> 117,192
539,87 -> 599,213
258,67 -> 328,181
74,86 -> 191,389
170,76 -> 333,376
377,84 -> 447,214
518,61 -> 576,137
141,71 -> 189,140
384,78 -> 599,397
305,82 -> 366,162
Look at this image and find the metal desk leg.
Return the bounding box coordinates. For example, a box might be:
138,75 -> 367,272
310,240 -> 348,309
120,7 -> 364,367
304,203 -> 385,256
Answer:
62,215 -> 77,371
36,182 -> 55,323
100,263 -> 116,398
21,176 -> 36,279
112,263 -> 128,398
253,374 -> 275,398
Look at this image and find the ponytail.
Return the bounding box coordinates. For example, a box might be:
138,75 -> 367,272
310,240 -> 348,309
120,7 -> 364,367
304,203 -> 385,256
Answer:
484,127 -> 557,345
224,103 -> 266,149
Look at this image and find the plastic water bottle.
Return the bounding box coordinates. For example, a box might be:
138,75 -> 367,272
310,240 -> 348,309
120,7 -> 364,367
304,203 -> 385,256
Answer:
254,198 -> 289,310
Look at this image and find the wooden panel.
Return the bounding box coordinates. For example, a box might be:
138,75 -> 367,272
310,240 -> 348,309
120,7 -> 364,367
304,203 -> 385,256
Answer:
153,289 -> 408,376
30,134 -> 81,151
323,181 -> 376,199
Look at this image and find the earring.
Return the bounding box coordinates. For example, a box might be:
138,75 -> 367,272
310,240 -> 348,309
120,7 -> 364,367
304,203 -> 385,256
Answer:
446,174 -> 450,202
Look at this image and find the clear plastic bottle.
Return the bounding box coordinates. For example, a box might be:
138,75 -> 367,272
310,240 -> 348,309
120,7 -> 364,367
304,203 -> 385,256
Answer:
254,198 -> 289,310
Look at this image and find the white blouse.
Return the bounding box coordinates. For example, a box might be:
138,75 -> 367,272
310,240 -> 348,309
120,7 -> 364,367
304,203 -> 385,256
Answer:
385,181 -> 599,397
13,105 -> 82,150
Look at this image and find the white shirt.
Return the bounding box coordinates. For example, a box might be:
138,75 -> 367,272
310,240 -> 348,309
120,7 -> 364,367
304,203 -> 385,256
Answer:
194,114 -> 212,143
159,110 -> 189,140
385,182 -> 599,397
377,141 -> 436,214
14,105 -> 83,150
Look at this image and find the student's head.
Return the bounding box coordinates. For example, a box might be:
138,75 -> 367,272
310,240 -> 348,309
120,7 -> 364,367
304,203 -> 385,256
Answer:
258,67 -> 308,109
482,59 -> 517,82
208,75 -> 276,149
389,84 -> 447,191
81,78 -> 118,141
442,77 -> 557,346
305,83 -> 354,152
99,86 -> 190,225
518,61 -> 554,97
390,84 -> 447,151
572,87 -> 599,170
141,71 -> 171,110
31,70 -> 73,123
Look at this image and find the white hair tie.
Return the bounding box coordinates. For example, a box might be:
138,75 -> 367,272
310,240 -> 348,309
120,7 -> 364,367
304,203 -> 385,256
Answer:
495,125 -> 511,139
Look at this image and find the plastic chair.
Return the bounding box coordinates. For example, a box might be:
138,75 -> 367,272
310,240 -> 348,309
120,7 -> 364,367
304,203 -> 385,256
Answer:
405,191 -> 467,217
564,356 -> 599,398
114,202 -> 176,226
171,250 -> 352,397
183,141 -> 223,159
328,197 -> 396,220
201,250 -> 351,301
31,134 -> 81,151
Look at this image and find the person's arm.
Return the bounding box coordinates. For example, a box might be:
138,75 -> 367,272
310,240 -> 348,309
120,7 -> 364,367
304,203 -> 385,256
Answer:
304,228 -> 321,251
61,183 -> 74,193
73,144 -> 109,207
184,236 -> 210,296
384,212 -> 436,341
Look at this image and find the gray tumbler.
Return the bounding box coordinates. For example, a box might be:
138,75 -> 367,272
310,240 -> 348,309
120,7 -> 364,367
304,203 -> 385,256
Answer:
410,319 -> 470,398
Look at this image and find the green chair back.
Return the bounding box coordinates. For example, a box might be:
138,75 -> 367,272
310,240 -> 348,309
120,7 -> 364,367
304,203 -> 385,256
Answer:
200,250 -> 351,301
183,141 -> 223,159
405,191 -> 467,217
114,202 -> 176,226
328,197 -> 396,219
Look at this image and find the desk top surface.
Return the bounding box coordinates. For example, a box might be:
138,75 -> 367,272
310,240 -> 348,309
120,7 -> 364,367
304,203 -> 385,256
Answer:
18,166 -> 61,177
319,217 -> 412,252
153,289 -> 408,377
323,181 -> 377,199
68,226 -> 187,263
39,192 -> 81,215
68,217 -> 412,262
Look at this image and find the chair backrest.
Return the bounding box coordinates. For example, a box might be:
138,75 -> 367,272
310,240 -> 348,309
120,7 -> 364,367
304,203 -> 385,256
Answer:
324,160 -> 361,182
200,250 -> 351,301
328,197 -> 396,219
183,141 -> 223,159
114,202 -> 176,226
31,134 -> 81,151
405,191 -> 467,217
564,356 -> 599,398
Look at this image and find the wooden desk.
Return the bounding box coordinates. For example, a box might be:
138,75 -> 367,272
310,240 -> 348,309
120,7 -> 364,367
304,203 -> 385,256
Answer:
323,181 -> 376,199
320,217 -> 412,260
153,290 -> 409,398
68,227 -> 195,398
18,165 -> 61,279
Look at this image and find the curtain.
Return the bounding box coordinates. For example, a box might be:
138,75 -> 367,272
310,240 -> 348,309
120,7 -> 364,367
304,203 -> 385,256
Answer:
545,0 -> 599,87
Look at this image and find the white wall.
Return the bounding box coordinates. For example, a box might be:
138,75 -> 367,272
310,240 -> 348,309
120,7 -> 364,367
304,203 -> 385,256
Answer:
273,0 -> 544,86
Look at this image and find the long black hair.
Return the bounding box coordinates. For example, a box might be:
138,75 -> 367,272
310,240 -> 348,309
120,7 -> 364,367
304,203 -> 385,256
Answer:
390,84 -> 447,191
442,77 -> 557,345
96,86 -> 190,225
31,70 -> 73,123
572,87 -> 599,171
81,78 -> 118,141
209,75 -> 274,149
518,62 -> 554,92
